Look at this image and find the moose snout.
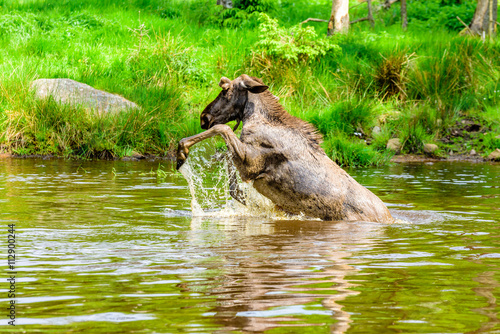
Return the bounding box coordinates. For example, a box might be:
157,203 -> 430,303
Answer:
200,113 -> 214,130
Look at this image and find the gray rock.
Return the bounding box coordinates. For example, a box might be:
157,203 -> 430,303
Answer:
487,148 -> 500,161
216,0 -> 233,8
31,79 -> 138,114
387,138 -> 402,152
121,151 -> 145,161
372,126 -> 381,135
423,143 -> 438,154
131,151 -> 144,158
470,149 -> 477,156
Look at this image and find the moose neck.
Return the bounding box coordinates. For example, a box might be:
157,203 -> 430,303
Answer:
241,92 -> 278,127
238,90 -> 324,150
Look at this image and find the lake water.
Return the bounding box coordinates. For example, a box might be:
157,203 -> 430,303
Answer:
0,154 -> 499,333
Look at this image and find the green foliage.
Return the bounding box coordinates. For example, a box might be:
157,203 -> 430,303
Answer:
234,0 -> 273,13
481,132 -> 500,151
404,38 -> 491,120
380,0 -> 476,32
1,89 -> 184,158
399,122 -> 431,154
307,98 -> 392,166
478,104 -> 500,131
126,30 -> 209,84
274,0 -> 331,27
390,106 -> 443,154
184,0 -> 261,28
374,51 -> 414,99
256,13 -> 341,63
0,10 -> 195,158
309,98 -> 376,136
322,132 -> 392,167
371,123 -> 394,151
1,0 -> 500,164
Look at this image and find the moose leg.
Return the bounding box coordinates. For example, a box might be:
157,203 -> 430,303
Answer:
226,158 -> 246,205
176,124 -> 250,170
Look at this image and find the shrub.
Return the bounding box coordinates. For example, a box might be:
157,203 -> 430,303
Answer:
234,0 -> 274,13
255,13 -> 341,63
374,51 -> 414,99
185,0 -> 261,28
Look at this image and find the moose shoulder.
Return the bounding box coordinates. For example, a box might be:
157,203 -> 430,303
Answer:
177,74 -> 393,223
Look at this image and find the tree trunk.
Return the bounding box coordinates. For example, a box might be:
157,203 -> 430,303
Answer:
367,0 -> 375,28
328,0 -> 350,35
216,0 -> 233,9
383,0 -> 399,10
401,0 -> 408,30
470,0 -> 497,36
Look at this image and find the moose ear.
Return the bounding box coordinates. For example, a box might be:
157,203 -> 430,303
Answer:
219,77 -> 232,91
240,76 -> 268,94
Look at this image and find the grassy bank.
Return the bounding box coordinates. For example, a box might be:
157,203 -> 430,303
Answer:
0,0 -> 499,165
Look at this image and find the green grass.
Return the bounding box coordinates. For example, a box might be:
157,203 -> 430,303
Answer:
322,132 -> 393,167
0,0 -> 499,165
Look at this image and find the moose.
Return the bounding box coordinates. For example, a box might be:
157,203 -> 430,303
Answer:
176,75 -> 393,223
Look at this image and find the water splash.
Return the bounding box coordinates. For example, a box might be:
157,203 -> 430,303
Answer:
177,140 -> 305,220
178,160 -> 205,216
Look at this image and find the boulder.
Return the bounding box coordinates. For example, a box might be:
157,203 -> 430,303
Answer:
487,148 -> 500,161
386,138 -> 402,152
216,0 -> 233,8
31,79 -> 138,114
423,143 -> 438,154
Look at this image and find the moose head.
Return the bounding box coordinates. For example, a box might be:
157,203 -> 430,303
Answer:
200,75 -> 268,130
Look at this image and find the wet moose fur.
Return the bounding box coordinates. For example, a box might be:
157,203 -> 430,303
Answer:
177,75 -> 393,223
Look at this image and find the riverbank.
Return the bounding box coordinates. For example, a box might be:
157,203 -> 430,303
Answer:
389,153 -> 492,163
2,150 -> 499,165
0,151 -> 175,161
0,0 -> 499,166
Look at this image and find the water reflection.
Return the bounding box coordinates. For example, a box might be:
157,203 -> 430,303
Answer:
188,218 -> 383,333
471,271 -> 500,333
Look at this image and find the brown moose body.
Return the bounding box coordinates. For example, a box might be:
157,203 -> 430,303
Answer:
177,75 -> 393,223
